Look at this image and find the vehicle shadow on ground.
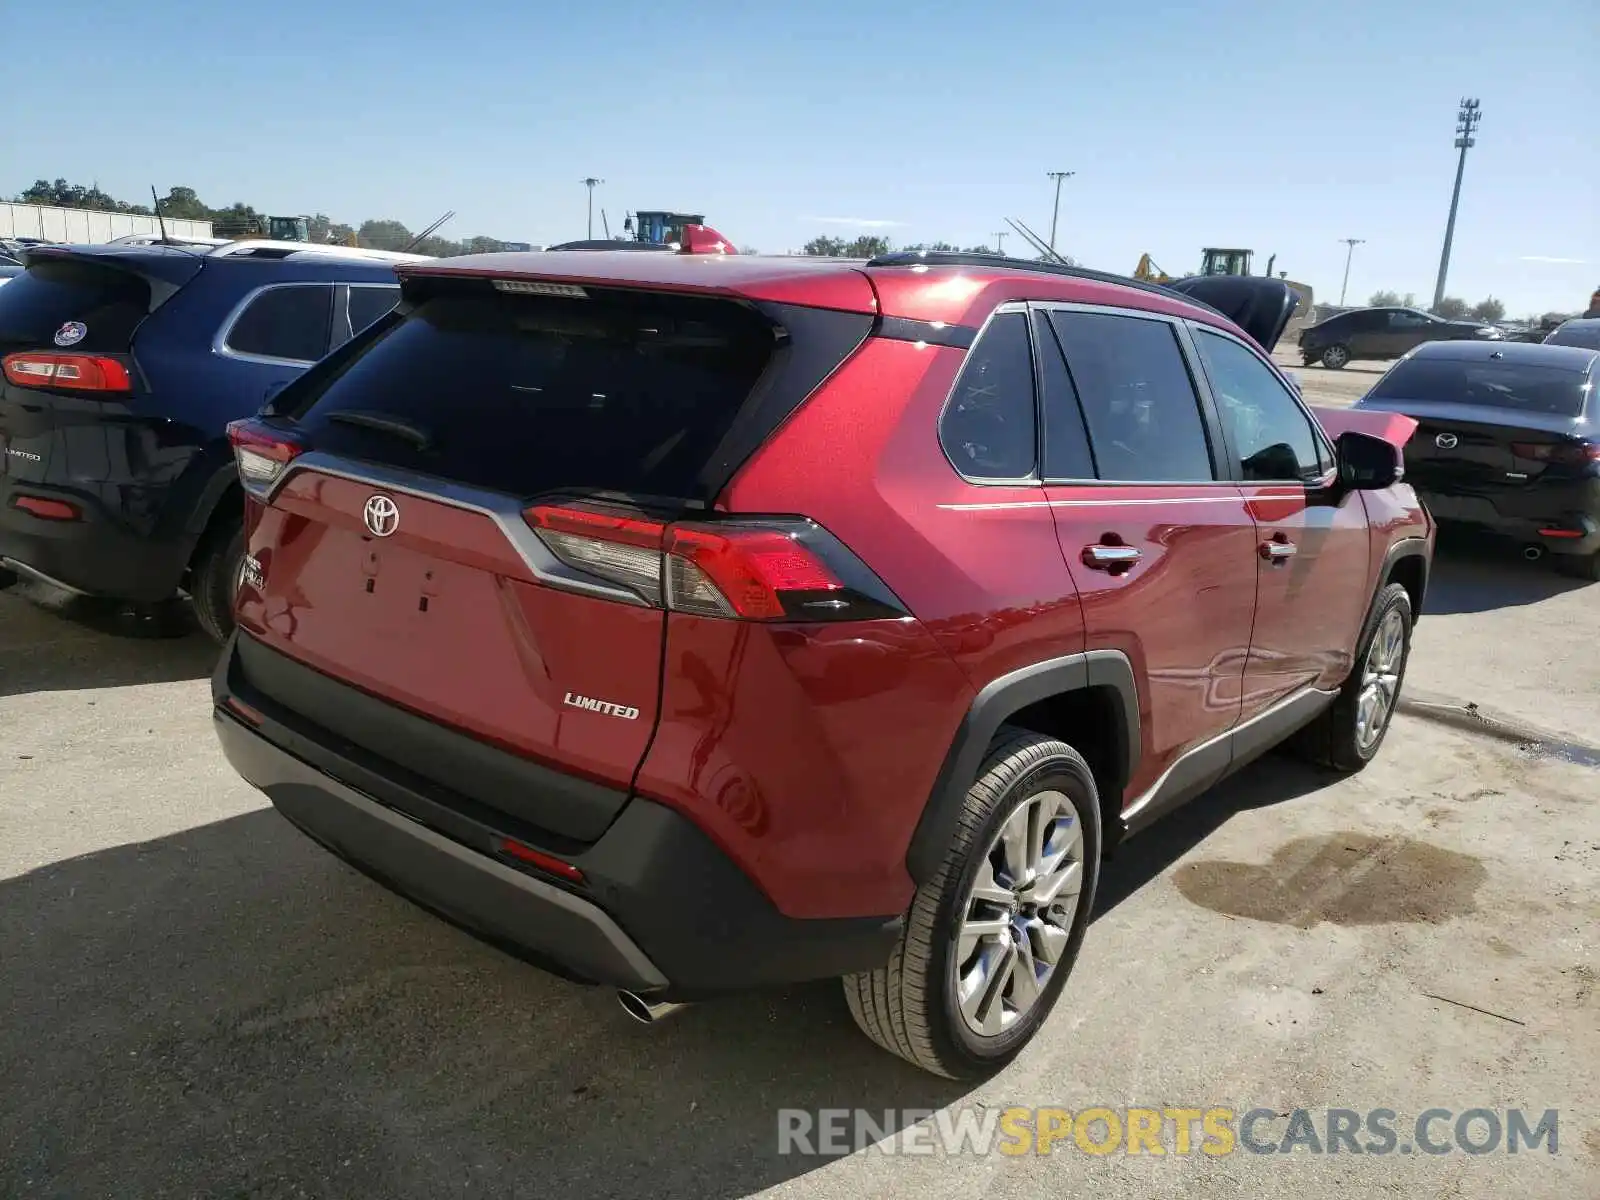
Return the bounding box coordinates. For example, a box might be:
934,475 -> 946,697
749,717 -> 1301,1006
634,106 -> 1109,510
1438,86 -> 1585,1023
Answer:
0,809 -> 968,1199
0,585 -> 217,698
1421,531 -> 1589,616
1093,751 -> 1329,917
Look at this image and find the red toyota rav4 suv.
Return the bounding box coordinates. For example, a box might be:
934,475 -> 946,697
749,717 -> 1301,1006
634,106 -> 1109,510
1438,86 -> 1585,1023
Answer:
214,250 -> 1431,1078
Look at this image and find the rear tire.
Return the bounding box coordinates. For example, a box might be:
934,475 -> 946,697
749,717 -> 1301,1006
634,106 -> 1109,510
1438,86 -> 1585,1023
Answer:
843,729 -> 1101,1079
188,521 -> 244,645
1295,582 -> 1412,772
1552,550 -> 1600,582
1321,344 -> 1351,369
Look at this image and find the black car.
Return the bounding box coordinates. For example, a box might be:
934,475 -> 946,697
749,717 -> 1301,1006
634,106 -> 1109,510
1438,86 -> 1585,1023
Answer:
0,242 -> 412,638
1544,318 -> 1600,350
1299,306 -> 1501,369
1354,340 -> 1600,579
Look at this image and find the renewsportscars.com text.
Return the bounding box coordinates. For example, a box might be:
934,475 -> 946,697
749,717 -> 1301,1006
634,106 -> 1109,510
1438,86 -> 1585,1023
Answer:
776,1106 -> 1561,1158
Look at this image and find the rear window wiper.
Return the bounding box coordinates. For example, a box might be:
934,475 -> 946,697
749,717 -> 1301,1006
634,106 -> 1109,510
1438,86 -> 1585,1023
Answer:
325,409 -> 433,450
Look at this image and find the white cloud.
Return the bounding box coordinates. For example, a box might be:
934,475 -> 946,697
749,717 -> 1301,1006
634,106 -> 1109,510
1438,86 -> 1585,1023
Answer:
1518,255 -> 1586,264
803,216 -> 904,229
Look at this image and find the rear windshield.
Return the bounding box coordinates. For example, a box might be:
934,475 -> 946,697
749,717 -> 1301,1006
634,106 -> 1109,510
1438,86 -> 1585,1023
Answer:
1546,322 -> 1600,350
288,286 -> 775,500
0,259 -> 152,354
1368,357 -> 1590,417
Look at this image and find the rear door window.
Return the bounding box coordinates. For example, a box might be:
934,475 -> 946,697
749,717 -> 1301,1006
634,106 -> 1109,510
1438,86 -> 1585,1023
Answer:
224,284 -> 335,364
288,285 -> 778,500
1032,310 -> 1096,480
1194,328 -> 1327,482
0,259 -> 151,354
939,310 -> 1037,480
345,284 -> 400,339
1048,311 -> 1215,482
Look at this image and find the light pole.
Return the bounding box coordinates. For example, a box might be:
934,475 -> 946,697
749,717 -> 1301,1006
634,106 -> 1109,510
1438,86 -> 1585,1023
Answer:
581,177 -> 604,239
992,231 -> 1007,255
1431,99 -> 1481,312
1046,170 -> 1074,252
1338,238 -> 1365,306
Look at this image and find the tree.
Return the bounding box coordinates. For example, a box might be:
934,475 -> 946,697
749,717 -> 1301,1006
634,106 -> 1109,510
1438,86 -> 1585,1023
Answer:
802,235 -> 848,257
157,186 -> 210,220
1470,296 -> 1505,323
1433,296 -> 1470,320
1368,290 -> 1401,307
842,235 -> 889,258
358,219 -> 414,251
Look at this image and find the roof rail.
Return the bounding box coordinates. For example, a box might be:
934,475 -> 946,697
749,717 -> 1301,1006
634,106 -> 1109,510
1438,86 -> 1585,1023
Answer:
864,250 -> 1209,308
207,240 -> 431,263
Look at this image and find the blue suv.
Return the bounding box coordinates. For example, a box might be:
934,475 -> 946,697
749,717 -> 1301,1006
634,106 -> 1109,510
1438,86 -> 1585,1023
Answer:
0,241 -> 411,639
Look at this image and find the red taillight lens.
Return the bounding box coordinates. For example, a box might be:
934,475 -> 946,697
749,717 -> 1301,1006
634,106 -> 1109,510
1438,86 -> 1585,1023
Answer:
665,525 -> 841,619
523,504 -> 881,621
11,494 -> 80,521
1512,440 -> 1600,465
227,418 -> 305,494
2,352 -> 131,393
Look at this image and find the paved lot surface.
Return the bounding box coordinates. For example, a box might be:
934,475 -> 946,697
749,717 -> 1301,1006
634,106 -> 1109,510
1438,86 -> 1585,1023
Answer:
2,532 -> 1597,1198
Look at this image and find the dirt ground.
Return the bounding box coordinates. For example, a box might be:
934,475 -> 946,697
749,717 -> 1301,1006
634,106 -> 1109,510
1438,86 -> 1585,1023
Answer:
2,469 -> 1597,1198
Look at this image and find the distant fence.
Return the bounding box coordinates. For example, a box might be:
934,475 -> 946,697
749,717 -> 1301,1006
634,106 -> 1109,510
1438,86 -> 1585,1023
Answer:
1,203 -> 213,244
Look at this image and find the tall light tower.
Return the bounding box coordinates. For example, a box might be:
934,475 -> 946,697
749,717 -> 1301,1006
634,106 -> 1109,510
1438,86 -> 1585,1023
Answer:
992,231 -> 1008,256
1431,99 -> 1481,312
1338,238 -> 1365,305
581,177 -> 604,239
1046,170 -> 1075,253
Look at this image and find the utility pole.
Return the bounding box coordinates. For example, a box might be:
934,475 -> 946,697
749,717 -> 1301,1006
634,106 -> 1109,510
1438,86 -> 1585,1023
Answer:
992,231 -> 1007,256
1045,170 -> 1074,252
581,177 -> 604,239
1431,99 -> 1481,312
1338,238 -> 1365,306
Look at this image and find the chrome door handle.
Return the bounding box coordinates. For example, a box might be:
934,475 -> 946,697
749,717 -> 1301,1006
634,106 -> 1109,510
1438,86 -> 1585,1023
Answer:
1083,544 -> 1142,569
1260,539 -> 1297,561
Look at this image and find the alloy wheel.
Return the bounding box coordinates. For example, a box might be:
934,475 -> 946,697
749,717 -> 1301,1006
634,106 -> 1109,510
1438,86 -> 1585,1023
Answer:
1355,607 -> 1405,751
954,789 -> 1085,1037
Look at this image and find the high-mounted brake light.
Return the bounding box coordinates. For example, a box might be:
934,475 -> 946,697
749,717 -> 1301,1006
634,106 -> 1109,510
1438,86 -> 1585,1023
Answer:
493,279 -> 589,298
2,352 -> 131,393
227,418 -> 306,494
523,504 -> 896,622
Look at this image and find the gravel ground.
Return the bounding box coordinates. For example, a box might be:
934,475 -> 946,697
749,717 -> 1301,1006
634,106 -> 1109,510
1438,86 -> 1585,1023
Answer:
2,521 -> 1597,1198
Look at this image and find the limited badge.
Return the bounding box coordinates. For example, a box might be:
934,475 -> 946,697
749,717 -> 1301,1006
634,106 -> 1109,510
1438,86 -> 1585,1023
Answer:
53,321 -> 88,347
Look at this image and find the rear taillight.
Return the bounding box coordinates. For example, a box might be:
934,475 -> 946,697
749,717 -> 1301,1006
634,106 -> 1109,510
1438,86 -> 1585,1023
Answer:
227,418 -> 306,496
1511,440 -> 1600,465
2,352 -> 131,393
524,504 -> 904,622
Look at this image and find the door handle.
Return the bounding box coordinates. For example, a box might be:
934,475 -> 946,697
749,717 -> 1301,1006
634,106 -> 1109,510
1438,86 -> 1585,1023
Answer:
1260,538 -> 1297,562
1083,543 -> 1142,569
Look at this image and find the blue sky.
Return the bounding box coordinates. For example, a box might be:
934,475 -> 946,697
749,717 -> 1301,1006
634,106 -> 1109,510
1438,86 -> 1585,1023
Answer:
4,0 -> 1595,315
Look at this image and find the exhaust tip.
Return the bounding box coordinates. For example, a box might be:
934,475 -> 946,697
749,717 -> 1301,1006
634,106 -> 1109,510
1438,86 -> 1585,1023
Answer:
1523,544 -> 1545,561
617,989 -> 691,1025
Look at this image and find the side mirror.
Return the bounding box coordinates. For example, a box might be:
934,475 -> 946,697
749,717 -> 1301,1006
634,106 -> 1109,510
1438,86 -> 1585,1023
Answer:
1336,430 -> 1404,490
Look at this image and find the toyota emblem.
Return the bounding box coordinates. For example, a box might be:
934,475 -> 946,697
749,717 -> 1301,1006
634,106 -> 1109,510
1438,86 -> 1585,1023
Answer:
1435,433 -> 1459,450
362,494 -> 400,537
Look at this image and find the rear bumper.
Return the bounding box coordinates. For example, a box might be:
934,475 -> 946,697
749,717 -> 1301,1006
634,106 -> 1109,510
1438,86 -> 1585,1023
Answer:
212,635 -> 902,997
1417,481 -> 1600,555
0,484 -> 188,601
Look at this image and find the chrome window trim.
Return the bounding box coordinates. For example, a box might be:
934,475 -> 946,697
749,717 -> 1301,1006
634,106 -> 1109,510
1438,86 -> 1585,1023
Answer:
212,281 -> 337,368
